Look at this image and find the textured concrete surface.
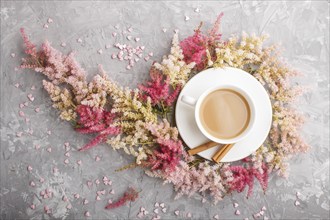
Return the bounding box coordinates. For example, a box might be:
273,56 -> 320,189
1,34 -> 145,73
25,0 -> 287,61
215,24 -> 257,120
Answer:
0,1 -> 329,219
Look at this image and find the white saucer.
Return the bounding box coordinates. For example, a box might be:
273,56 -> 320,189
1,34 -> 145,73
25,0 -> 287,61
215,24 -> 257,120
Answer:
175,67 -> 272,162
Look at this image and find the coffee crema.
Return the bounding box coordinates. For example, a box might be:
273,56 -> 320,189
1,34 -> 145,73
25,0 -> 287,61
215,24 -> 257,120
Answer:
199,89 -> 251,139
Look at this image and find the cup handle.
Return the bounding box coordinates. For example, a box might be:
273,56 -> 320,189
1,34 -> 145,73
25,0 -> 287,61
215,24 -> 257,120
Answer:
181,95 -> 197,107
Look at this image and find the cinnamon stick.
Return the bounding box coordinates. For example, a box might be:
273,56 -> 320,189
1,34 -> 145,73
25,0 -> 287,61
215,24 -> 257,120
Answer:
212,144 -> 234,163
187,141 -> 218,156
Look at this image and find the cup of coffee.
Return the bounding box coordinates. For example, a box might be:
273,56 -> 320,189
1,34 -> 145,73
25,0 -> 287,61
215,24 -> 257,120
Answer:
181,85 -> 256,144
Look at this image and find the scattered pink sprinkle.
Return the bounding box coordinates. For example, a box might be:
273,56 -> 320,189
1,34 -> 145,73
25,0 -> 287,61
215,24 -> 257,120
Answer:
46,147 -> 52,152
126,65 -> 131,70
152,215 -> 160,220
62,196 -> 68,202
144,56 -> 150,61
261,206 -> 267,211
83,199 -> 89,205
84,211 -> 91,217
24,102 -> 29,106
44,205 -> 51,214
30,181 -> 36,187
160,203 -> 165,208
148,52 -> 153,57
14,83 -> 20,88
213,214 -> 219,220
95,179 -> 100,185
27,94 -> 34,102
27,165 -> 33,172
74,193 -> 80,199
34,144 -> 41,150
194,7 -> 200,13
64,152 -> 70,157
19,103 -> 24,108
162,28 -> 167,33
77,38 -> 83,43
111,54 -> 116,59
174,29 -> 179,33
87,180 -> 93,188
185,15 -> 190,21
127,27 -> 133,32
64,159 -> 69,164
134,58 -> 139,62
77,160 -> 82,165
137,212 -> 144,218
187,212 -> 192,218
112,32 -> 117,37
264,217 -> 269,220
233,202 -> 239,208
108,199 -> 112,204
127,36 -> 132,41
154,202 -> 159,207
95,156 -> 101,161
39,177 -> 45,183
31,85 -> 36,90
259,210 -> 265,216
99,190 -> 106,195
19,111 -> 25,117
135,37 -> 140,42
153,209 -> 159,214
114,24 -> 119,29
47,130 -> 52,135
162,208 -> 167,213
235,210 -> 240,215
97,49 -> 103,54
53,167 -> 59,173
201,198 -> 206,203
140,46 -> 145,50
34,107 -> 40,113
27,128 -> 34,135
105,44 -> 112,49
294,200 -> 300,206
47,18 -> 53,23
64,142 -> 70,148
30,204 -> 36,210
243,218 -> 249,220
11,53 -> 16,58
66,204 -> 72,210
25,118 -> 30,123
40,190 -> 45,196
138,54 -> 143,58
296,192 -> 301,198
96,196 -> 101,201
43,24 -> 49,29
253,213 -> 261,218
16,132 -> 23,137
109,189 -> 115,194
174,210 -> 179,216
61,42 -> 66,47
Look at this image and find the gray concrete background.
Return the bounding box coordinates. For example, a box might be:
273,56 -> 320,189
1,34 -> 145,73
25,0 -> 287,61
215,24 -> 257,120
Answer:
0,1 -> 329,219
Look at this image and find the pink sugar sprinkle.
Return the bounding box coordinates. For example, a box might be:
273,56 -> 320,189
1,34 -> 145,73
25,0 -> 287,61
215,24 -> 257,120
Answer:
105,44 -> 112,49
154,202 -> 159,207
65,152 -> 70,157
84,211 -> 90,217
47,18 -> 53,23
127,27 -> 133,32
126,36 -> 132,41
162,208 -> 167,213
148,52 -> 153,57
259,210 -> 265,216
74,193 -> 80,199
24,102 -> 29,106
111,54 -> 116,59
47,130 -> 52,135
162,28 -> 167,33
27,165 -> 33,172
64,159 -> 69,164
261,206 -> 267,211
40,190 -> 45,196
16,132 -> 23,137
235,210 -> 240,215
296,192 -> 301,197
14,83 -> 20,88
174,210 -> 179,216
187,212 -> 192,218
31,85 -> 36,90
201,198 -> 206,203
253,213 -> 261,218
47,147 -> 52,152
43,24 -> 49,29
135,37 -> 140,42
137,212 -> 144,218
97,49 -> 103,54
233,202 -> 239,208
100,190 -> 106,195
30,181 -> 35,187
144,56 -> 150,61
294,200 -> 300,206
64,142 -> 70,147
160,203 -> 165,208
154,209 -> 159,214
61,42 -> 66,47
77,38 -> 83,43
66,204 -> 72,209
53,167 -> 59,173
27,94 -> 34,102
30,204 -> 36,210
126,65 -> 131,70
109,189 -> 115,194
25,118 -> 30,123
112,32 -> 117,37
213,214 -> 219,220
19,103 -> 25,109
95,179 -> 100,185
39,177 -> 45,183
83,199 -> 89,205
96,195 -> 101,201
87,180 -> 93,188
134,58 -> 139,62
140,46 -> 145,50
95,156 -> 101,161
77,160 -> 82,165
34,144 -> 41,150
34,107 -> 40,113
19,111 -> 25,117
114,24 -> 119,29
62,196 -> 68,202
11,53 -> 16,58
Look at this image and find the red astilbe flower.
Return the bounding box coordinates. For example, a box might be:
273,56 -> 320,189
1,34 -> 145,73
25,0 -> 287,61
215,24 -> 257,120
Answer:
227,162 -> 268,197
180,13 -> 224,70
138,67 -> 181,107
75,105 -> 121,151
105,187 -> 139,209
147,137 -> 183,173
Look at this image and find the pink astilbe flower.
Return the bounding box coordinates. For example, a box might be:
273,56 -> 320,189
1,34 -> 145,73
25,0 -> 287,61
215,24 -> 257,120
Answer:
20,28 -> 37,57
228,162 -> 268,197
138,67 -> 181,107
75,105 -> 121,151
105,187 -> 139,209
180,13 -> 224,70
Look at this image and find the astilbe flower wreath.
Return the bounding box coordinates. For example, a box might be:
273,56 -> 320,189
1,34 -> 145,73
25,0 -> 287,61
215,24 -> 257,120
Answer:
19,14 -> 309,205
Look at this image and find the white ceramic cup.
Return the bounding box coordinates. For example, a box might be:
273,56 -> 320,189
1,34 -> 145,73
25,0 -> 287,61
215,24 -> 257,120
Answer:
181,85 -> 256,144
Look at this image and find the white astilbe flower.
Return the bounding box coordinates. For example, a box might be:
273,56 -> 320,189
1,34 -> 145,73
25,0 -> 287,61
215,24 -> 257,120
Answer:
154,32 -> 195,86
